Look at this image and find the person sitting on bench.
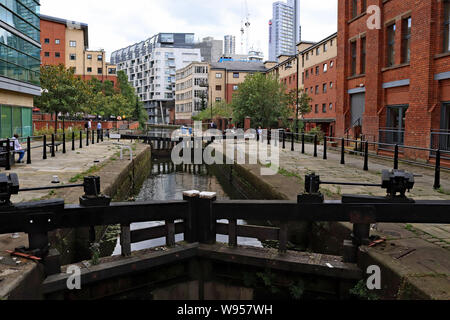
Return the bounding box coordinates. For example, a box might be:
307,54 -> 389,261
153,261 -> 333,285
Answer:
12,134 -> 25,163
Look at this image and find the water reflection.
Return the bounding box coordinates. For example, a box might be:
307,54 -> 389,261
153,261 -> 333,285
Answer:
113,160 -> 261,255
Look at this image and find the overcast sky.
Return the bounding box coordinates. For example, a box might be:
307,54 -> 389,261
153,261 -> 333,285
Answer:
41,0 -> 337,61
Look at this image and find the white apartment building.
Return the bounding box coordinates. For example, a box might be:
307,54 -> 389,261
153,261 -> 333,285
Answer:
111,33 -> 201,124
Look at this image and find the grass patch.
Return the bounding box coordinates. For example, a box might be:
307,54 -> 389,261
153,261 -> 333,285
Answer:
69,164 -> 104,183
437,187 -> 450,196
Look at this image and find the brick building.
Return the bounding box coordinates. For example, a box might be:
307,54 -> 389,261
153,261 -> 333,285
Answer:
301,33 -> 338,136
336,0 -> 450,159
40,15 -> 117,86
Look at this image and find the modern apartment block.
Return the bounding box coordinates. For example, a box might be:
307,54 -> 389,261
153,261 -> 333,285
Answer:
224,35 -> 236,55
301,33 -> 337,137
174,62 -> 209,125
111,33 -> 202,124
208,61 -> 267,104
194,37 -> 223,63
40,15 -> 117,86
336,0 -> 450,160
0,0 -> 41,138
269,0 -> 301,62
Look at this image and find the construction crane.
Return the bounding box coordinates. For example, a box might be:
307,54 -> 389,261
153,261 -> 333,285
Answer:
240,0 -> 251,54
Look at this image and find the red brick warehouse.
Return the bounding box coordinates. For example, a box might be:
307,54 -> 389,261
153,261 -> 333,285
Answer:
336,0 -> 450,161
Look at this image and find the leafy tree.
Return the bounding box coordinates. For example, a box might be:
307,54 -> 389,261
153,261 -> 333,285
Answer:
35,65 -> 84,133
231,73 -> 290,128
192,101 -> 233,121
287,89 -> 312,132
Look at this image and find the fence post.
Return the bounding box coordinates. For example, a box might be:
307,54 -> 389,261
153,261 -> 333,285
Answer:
120,224 -> 131,257
86,130 -> 89,147
394,144 -> 399,170
341,138 -> 345,165
166,220 -> 175,247
27,136 -> 31,164
79,131 -> 83,149
72,132 -> 75,151
323,136 -> 327,160
97,130 -> 100,143
314,135 -> 318,157
198,192 -> 217,244
63,133 -> 66,154
183,190 -> 200,243
5,138 -> 11,170
282,131 -> 286,149
434,149 -> 441,190
228,219 -> 238,248
43,135 -> 47,160
302,133 -> 305,154
92,130 -> 95,145
291,132 -> 295,151
364,141 -> 369,171
51,134 -> 55,157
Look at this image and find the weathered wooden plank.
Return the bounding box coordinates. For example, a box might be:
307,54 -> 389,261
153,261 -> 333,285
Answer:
228,219 -> 237,247
131,223 -> 184,244
216,223 -> 279,241
120,224 -> 131,257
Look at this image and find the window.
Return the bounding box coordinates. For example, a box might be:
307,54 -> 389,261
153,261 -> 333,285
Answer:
361,0 -> 367,13
322,104 -> 327,113
70,54 -> 76,60
330,60 -> 334,68
352,0 -> 358,18
55,39 -> 60,45
87,67 -> 92,73
316,47 -> 320,55
324,43 -> 328,52
315,104 -> 319,113
44,38 -> 50,44
69,41 -> 76,47
323,83 -> 327,93
329,103 -> 333,110
323,63 -> 328,73
315,85 -> 319,94
55,52 -> 60,58
215,73 -> 222,78
44,52 -> 49,57
330,82 -> 333,89
87,54 -> 92,60
402,17 -> 411,63
306,53 -> 309,61
351,41 -> 357,75
98,68 -> 103,74
97,55 -> 103,61
315,66 -> 319,75
233,72 -> 239,78
305,70 -> 309,79
386,24 -> 396,67
216,85 -> 222,91
361,37 -> 366,74
444,1 -> 450,53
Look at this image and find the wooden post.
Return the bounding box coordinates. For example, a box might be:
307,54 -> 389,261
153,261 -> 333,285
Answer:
279,222 -> 288,254
166,220 -> 175,247
198,192 -> 217,244
183,190 -> 200,243
228,219 -> 237,248
120,224 -> 131,257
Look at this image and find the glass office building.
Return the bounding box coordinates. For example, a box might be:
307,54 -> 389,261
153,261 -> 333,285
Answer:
0,0 -> 40,138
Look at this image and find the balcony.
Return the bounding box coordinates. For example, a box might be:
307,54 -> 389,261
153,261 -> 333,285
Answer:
379,128 -> 405,150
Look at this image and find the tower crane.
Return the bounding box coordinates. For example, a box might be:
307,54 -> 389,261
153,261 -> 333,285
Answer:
240,0 -> 251,54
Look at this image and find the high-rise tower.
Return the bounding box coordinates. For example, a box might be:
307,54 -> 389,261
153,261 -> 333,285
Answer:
224,35 -> 236,55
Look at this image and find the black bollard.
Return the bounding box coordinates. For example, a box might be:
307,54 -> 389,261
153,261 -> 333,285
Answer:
63,133 -> 66,154
282,131 -> 286,149
43,135 -> 47,160
313,135 -> 318,157
364,141 -> 369,171
27,136 -> 31,164
394,144 -> 399,170
302,133 -> 305,154
86,130 -> 89,147
434,150 -> 441,190
72,132 -> 75,151
5,138 -> 11,170
80,131 -> 83,149
92,130 -> 95,145
51,134 -> 55,157
341,138 -> 345,165
291,132 -> 294,151
323,136 -> 327,160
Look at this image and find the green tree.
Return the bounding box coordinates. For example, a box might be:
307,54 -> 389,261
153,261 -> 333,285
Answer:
287,88 -> 312,132
34,65 -> 84,133
231,73 -> 290,128
192,101 -> 233,121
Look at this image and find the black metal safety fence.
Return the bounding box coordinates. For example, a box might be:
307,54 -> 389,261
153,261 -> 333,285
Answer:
0,129 -> 106,171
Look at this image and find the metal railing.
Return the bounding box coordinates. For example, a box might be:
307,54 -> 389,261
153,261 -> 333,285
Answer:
431,130 -> 450,160
0,129 -> 106,171
379,128 -> 405,151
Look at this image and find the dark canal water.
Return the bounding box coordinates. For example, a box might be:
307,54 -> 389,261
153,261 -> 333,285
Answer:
112,158 -> 261,255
